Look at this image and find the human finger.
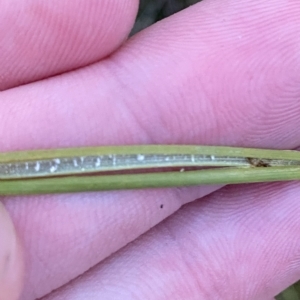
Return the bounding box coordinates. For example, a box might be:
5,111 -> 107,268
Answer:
0,203 -> 23,300
1,0 -> 300,299
0,0 -> 138,90
41,182 -> 300,300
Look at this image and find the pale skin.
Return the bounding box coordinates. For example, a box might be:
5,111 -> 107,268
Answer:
0,0 -> 299,299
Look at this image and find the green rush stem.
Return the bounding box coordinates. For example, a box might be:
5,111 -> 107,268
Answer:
1,166 -> 300,195
1,145 -> 300,162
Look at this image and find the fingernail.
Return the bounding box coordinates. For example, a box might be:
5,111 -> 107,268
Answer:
0,203 -> 23,300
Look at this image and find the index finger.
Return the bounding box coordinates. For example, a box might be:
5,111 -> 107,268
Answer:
0,0 -> 138,90
1,0 -> 300,299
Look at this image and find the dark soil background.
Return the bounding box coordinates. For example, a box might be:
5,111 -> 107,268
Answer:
131,0 -> 201,35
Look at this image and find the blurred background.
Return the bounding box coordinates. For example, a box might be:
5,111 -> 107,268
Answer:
131,0 -> 201,35
130,1 -> 300,299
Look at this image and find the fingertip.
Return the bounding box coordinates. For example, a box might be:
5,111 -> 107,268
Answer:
0,203 -> 24,300
0,0 -> 139,90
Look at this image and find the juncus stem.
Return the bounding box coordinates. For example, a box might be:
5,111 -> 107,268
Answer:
0,145 -> 300,195
0,166 -> 299,195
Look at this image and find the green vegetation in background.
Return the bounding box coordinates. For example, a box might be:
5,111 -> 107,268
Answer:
276,281 -> 300,300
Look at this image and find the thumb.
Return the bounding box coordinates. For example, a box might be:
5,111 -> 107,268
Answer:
0,202 -> 23,300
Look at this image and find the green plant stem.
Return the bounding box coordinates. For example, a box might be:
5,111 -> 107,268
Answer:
1,145 -> 300,162
1,166 -> 300,195
0,145 -> 300,162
